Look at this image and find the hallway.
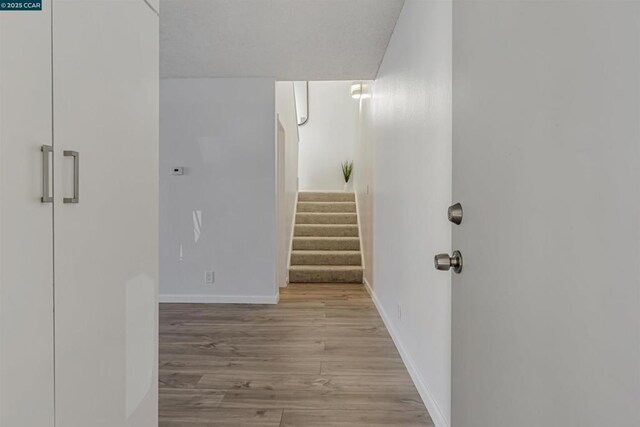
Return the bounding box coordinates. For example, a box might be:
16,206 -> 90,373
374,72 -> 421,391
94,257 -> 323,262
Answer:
159,284 -> 432,426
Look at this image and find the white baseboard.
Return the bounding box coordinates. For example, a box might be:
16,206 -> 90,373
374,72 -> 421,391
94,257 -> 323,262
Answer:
160,293 -> 279,305
283,192 -> 299,288
363,279 -> 450,427
354,190 -> 366,271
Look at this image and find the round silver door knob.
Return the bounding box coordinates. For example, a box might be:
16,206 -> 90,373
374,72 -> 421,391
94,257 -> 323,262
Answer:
434,251 -> 463,273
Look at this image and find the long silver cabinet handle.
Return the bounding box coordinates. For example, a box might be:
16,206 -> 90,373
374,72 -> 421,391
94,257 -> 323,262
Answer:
41,145 -> 53,203
63,150 -> 79,204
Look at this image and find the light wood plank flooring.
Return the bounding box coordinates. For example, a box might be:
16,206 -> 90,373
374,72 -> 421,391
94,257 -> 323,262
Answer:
159,283 -> 433,426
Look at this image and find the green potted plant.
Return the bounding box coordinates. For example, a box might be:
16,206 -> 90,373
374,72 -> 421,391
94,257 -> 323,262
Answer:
341,160 -> 354,191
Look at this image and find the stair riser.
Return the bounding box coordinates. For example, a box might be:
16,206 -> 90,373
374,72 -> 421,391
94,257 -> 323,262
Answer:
297,202 -> 356,213
289,269 -> 363,284
296,213 -> 357,225
292,238 -> 360,251
291,253 -> 362,266
298,192 -> 355,202
294,225 -> 359,237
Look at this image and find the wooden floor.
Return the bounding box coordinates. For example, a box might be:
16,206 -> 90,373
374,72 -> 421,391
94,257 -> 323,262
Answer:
159,283 -> 433,426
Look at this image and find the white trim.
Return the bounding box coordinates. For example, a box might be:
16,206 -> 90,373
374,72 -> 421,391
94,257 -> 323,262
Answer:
160,293 -> 279,305
284,192 -> 299,287
290,81 -> 301,144
364,279 -> 450,427
354,190 -> 365,272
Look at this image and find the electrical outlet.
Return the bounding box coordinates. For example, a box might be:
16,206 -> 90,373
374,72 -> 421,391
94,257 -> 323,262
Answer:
205,271 -> 215,284
397,303 -> 402,321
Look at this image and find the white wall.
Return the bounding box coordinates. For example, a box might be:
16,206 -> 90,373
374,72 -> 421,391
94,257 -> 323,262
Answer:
355,1 -> 453,426
298,81 -> 359,191
276,82 -> 299,287
160,78 -> 278,303
293,81 -> 308,124
354,84 -> 374,284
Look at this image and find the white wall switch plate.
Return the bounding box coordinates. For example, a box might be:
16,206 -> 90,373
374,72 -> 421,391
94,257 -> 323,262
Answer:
205,271 -> 214,284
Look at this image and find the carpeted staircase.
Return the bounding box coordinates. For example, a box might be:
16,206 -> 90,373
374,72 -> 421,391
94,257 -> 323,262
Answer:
289,192 -> 363,283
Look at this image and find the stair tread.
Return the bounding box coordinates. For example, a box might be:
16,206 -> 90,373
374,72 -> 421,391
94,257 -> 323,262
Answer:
297,212 -> 356,215
295,224 -> 358,238
298,192 -> 355,202
292,236 -> 361,251
296,212 -> 357,225
294,236 -> 359,240
296,202 -> 356,213
290,265 -> 363,270
299,192 -> 355,195
296,224 -> 357,227
291,250 -> 361,255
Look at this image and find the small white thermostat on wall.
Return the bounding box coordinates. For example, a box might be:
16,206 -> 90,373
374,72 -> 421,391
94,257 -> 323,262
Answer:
171,167 -> 184,176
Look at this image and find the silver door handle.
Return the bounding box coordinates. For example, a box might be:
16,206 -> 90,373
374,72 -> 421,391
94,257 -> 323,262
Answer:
434,250 -> 463,273
41,145 -> 53,203
63,150 -> 79,204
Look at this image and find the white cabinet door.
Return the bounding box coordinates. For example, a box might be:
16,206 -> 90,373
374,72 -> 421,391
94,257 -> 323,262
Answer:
52,1 -> 158,426
452,2 -> 640,426
0,5 -> 55,427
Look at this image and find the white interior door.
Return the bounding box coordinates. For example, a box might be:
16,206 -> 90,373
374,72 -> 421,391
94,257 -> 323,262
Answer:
452,1 -> 640,426
0,5 -> 55,426
52,1 -> 159,425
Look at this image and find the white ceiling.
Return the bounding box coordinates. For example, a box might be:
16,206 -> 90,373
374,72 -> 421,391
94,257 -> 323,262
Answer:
160,0 -> 405,80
